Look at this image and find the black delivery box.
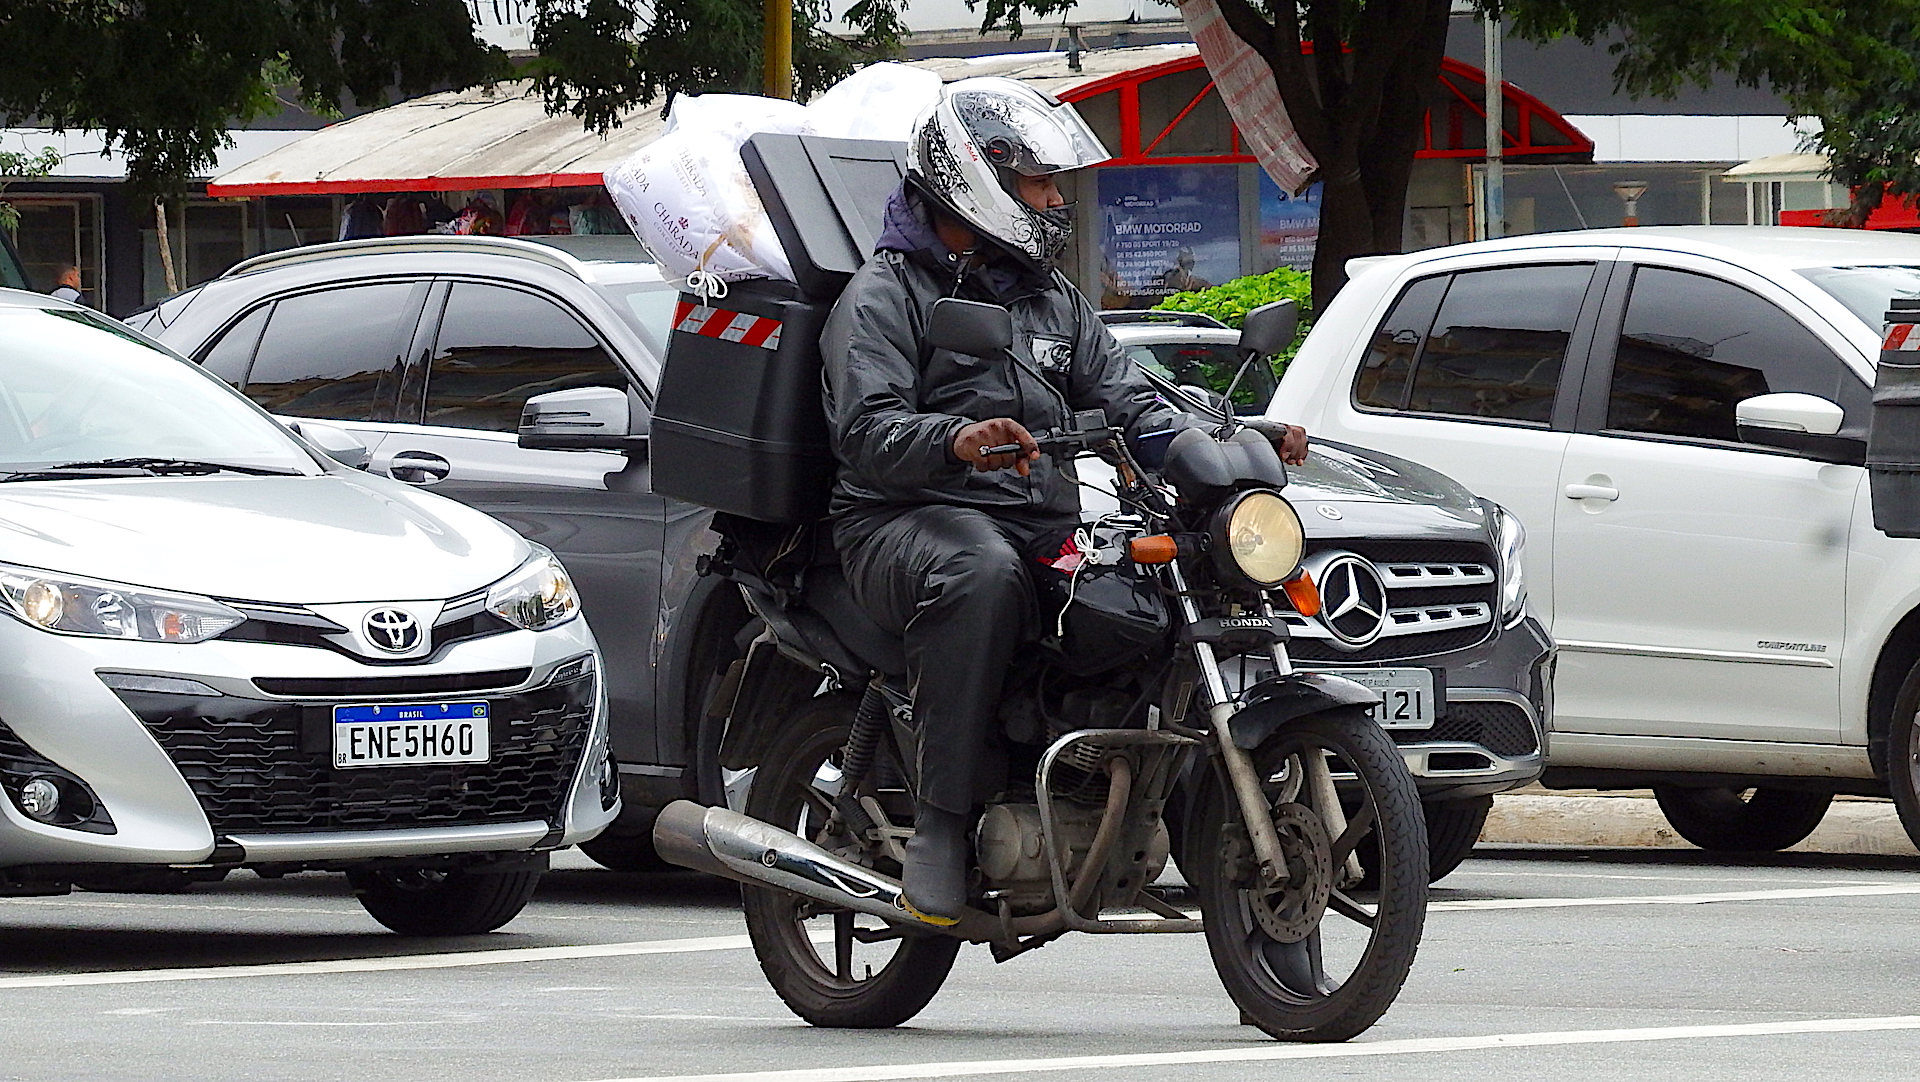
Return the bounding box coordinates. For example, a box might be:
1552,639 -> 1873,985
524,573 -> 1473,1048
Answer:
650,134 -> 909,523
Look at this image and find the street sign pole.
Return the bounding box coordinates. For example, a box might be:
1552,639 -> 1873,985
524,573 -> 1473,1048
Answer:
1483,10 -> 1504,239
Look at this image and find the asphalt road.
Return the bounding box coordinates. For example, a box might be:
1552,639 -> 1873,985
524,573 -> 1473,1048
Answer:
8,845 -> 1920,1082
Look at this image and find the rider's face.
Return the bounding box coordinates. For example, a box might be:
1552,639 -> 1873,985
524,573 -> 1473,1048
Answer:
1013,172 -> 1067,211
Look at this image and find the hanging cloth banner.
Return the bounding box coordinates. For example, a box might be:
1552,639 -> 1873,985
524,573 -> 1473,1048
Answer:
1176,0 -> 1318,193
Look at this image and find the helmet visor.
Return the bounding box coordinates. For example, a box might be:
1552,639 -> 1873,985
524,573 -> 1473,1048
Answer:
950,85 -> 1113,177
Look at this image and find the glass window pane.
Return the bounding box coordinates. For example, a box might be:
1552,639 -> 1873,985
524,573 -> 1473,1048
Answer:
1608,267 -> 1865,441
1354,274 -> 1449,410
246,284 -> 414,421
1407,264 -> 1591,423
197,305 -> 269,385
425,283 -> 624,432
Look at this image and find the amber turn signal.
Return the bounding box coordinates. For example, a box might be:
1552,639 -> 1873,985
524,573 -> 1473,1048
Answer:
1129,535 -> 1180,564
1283,571 -> 1322,617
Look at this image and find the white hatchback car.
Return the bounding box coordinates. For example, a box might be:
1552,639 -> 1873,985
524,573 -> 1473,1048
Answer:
1271,226 -> 1920,852
0,290 -> 616,931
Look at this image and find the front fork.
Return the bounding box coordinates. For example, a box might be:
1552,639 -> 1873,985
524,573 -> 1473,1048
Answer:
1167,564 -> 1354,888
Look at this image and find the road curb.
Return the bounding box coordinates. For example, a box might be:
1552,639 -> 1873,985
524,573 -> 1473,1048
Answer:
1483,792 -> 1919,857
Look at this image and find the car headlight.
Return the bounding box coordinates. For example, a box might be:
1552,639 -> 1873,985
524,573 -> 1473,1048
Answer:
486,549 -> 581,631
1494,505 -> 1528,623
1210,489 -> 1305,588
0,563 -> 244,643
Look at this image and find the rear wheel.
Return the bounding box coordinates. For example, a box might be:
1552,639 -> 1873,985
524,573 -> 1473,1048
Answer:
741,693 -> 959,1028
348,862 -> 543,936
1653,786 -> 1832,852
1190,706 -> 1428,1042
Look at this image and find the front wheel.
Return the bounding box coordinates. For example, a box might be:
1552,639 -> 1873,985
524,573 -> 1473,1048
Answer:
1190,706 -> 1428,1042
1653,786 -> 1832,852
740,694 -> 960,1028
348,863 -> 543,935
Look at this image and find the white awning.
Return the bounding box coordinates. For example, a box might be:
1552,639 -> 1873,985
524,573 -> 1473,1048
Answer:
1722,151 -> 1830,183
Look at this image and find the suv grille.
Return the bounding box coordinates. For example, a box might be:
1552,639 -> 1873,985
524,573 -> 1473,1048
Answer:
1390,699 -> 1537,757
1287,540 -> 1500,662
114,670 -> 593,836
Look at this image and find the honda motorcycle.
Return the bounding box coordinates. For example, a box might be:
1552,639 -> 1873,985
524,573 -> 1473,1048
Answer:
652,299 -> 1428,1042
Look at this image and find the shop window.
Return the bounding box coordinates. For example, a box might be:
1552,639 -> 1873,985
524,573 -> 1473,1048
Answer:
244,283 -> 417,421
1074,91 -> 1122,159
1138,68 -> 1234,157
260,197 -> 336,251
1606,267 -> 1867,443
8,197 -> 101,308
424,283 -> 624,432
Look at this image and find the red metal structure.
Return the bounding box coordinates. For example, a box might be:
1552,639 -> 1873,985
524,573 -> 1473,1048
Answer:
1058,54 -> 1593,168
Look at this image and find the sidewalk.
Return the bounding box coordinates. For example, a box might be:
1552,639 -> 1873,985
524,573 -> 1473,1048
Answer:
1483,788 -> 1919,857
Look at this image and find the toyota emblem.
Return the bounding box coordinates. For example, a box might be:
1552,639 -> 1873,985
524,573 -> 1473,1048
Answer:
363,608 -> 423,653
1312,553 -> 1389,649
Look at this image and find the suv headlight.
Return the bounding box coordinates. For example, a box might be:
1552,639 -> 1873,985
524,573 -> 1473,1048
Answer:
0,563 -> 244,643
486,549 -> 581,631
1493,505 -> 1528,624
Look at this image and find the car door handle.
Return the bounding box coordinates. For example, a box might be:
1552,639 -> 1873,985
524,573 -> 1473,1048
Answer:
1563,483 -> 1619,501
390,450 -> 450,485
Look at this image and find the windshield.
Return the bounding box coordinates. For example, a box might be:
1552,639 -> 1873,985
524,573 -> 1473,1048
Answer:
0,307 -> 319,476
1124,341 -> 1277,413
1797,265 -> 1920,329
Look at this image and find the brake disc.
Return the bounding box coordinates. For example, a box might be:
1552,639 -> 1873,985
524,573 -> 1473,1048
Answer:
1246,802 -> 1334,944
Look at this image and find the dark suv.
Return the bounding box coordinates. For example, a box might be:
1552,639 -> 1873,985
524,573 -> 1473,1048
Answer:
141,234 -> 1553,881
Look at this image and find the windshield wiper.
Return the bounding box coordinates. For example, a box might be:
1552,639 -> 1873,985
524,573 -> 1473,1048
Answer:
1,457 -> 301,482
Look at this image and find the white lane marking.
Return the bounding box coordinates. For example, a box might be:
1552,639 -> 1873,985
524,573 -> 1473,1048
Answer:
185,1019 -> 467,1027
0,934 -> 758,989
593,1016 -> 1920,1082
1431,883 -> 1920,911
1450,870 -> 1887,885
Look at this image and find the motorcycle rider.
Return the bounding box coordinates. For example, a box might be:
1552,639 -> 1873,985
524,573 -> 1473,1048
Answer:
819,77 -> 1308,918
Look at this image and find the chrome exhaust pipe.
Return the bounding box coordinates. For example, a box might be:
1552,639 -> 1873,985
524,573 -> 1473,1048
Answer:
651,800 -> 961,929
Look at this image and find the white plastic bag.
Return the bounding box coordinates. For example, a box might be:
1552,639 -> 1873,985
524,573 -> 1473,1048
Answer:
604,128 -> 796,284
805,62 -> 943,142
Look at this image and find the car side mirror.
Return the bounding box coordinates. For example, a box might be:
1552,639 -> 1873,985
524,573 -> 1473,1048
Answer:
287,420 -> 371,470
519,386 -> 648,452
927,298 -> 1013,358
1736,393 -> 1864,465
1237,299 -> 1299,358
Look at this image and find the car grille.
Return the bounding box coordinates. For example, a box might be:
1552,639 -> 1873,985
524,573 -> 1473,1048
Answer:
1285,540 -> 1500,663
252,669 -> 531,698
113,669 -> 593,836
216,593 -> 515,665
1389,699 -> 1538,757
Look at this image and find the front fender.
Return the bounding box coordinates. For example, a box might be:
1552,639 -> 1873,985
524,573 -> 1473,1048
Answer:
1228,672 -> 1382,750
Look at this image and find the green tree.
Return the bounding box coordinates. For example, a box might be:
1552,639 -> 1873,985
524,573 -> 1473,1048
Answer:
0,147 -> 63,234
0,0 -> 893,194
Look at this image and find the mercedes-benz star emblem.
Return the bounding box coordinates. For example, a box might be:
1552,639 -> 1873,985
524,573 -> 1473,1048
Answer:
1316,553 -> 1389,649
363,608 -> 423,653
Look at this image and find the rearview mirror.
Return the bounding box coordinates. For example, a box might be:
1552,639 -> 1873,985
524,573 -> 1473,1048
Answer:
1736,393 -> 1863,465
519,386 -> 648,452
927,298 -> 1013,358
287,420 -> 371,470
1237,299 -> 1300,358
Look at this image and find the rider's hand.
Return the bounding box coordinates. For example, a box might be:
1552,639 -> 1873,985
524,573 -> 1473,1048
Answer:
1274,423 -> 1308,466
953,418 -> 1041,476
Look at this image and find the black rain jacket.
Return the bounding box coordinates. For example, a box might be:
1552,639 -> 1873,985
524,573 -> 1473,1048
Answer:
820,187 -> 1197,522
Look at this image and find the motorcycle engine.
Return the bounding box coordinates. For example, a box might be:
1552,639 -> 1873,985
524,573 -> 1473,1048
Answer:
975,802 -> 1170,916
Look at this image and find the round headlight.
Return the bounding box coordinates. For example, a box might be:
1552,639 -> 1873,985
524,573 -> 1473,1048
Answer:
1213,490 -> 1305,588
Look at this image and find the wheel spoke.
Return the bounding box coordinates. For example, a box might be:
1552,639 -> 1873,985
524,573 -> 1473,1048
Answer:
1329,798 -> 1376,865
834,910 -> 854,982
1327,887 -> 1376,927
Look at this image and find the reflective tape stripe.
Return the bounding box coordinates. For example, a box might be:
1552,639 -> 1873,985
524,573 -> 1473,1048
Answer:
672,301 -> 783,351
1885,323 -> 1920,351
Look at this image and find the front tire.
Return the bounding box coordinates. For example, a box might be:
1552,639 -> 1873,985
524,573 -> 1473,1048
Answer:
1190,706 -> 1428,1042
1653,786 -> 1832,852
348,863 -> 543,936
740,693 -> 960,1029
1422,795 -> 1492,883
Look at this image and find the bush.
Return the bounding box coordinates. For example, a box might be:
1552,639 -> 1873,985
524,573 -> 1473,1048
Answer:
1151,266 -> 1314,400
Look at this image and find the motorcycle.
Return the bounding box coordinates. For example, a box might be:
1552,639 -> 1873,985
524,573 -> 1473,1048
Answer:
652,298 -> 1428,1042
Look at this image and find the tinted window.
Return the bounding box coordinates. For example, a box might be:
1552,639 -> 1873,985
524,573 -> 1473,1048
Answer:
1407,265 -> 1590,424
424,283 -> 624,432
1607,267 -> 1867,442
1354,275 -> 1448,410
245,284 -> 415,421
197,305 -> 268,385
1125,341 -> 1276,412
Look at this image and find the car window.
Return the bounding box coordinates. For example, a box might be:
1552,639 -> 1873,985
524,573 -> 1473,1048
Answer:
1126,341 -> 1274,412
593,280 -> 679,360
197,305 -> 269,385
424,283 -> 625,432
1353,274 -> 1448,411
244,284 -> 415,421
1797,265 -> 1920,328
1412,265 -> 1591,424
1606,266 -> 1869,442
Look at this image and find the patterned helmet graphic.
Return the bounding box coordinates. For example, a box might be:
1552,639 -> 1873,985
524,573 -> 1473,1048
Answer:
908,77 -> 1112,272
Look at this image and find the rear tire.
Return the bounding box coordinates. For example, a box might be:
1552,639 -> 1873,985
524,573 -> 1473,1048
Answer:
1190,706 -> 1427,1042
741,694 -> 960,1028
349,864 -> 543,936
1422,795 -> 1492,883
1653,786 -> 1832,852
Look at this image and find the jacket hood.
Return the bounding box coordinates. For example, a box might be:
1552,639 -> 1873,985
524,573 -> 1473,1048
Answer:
875,185 -> 1044,302
0,472 -> 530,604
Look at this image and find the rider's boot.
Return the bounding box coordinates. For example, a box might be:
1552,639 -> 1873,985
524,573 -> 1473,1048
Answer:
902,804 -> 969,919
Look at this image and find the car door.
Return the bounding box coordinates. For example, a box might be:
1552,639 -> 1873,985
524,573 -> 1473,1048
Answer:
195,280 -> 430,466
1551,258 -> 1868,744
380,278 -> 668,764
1318,255 -> 1613,623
